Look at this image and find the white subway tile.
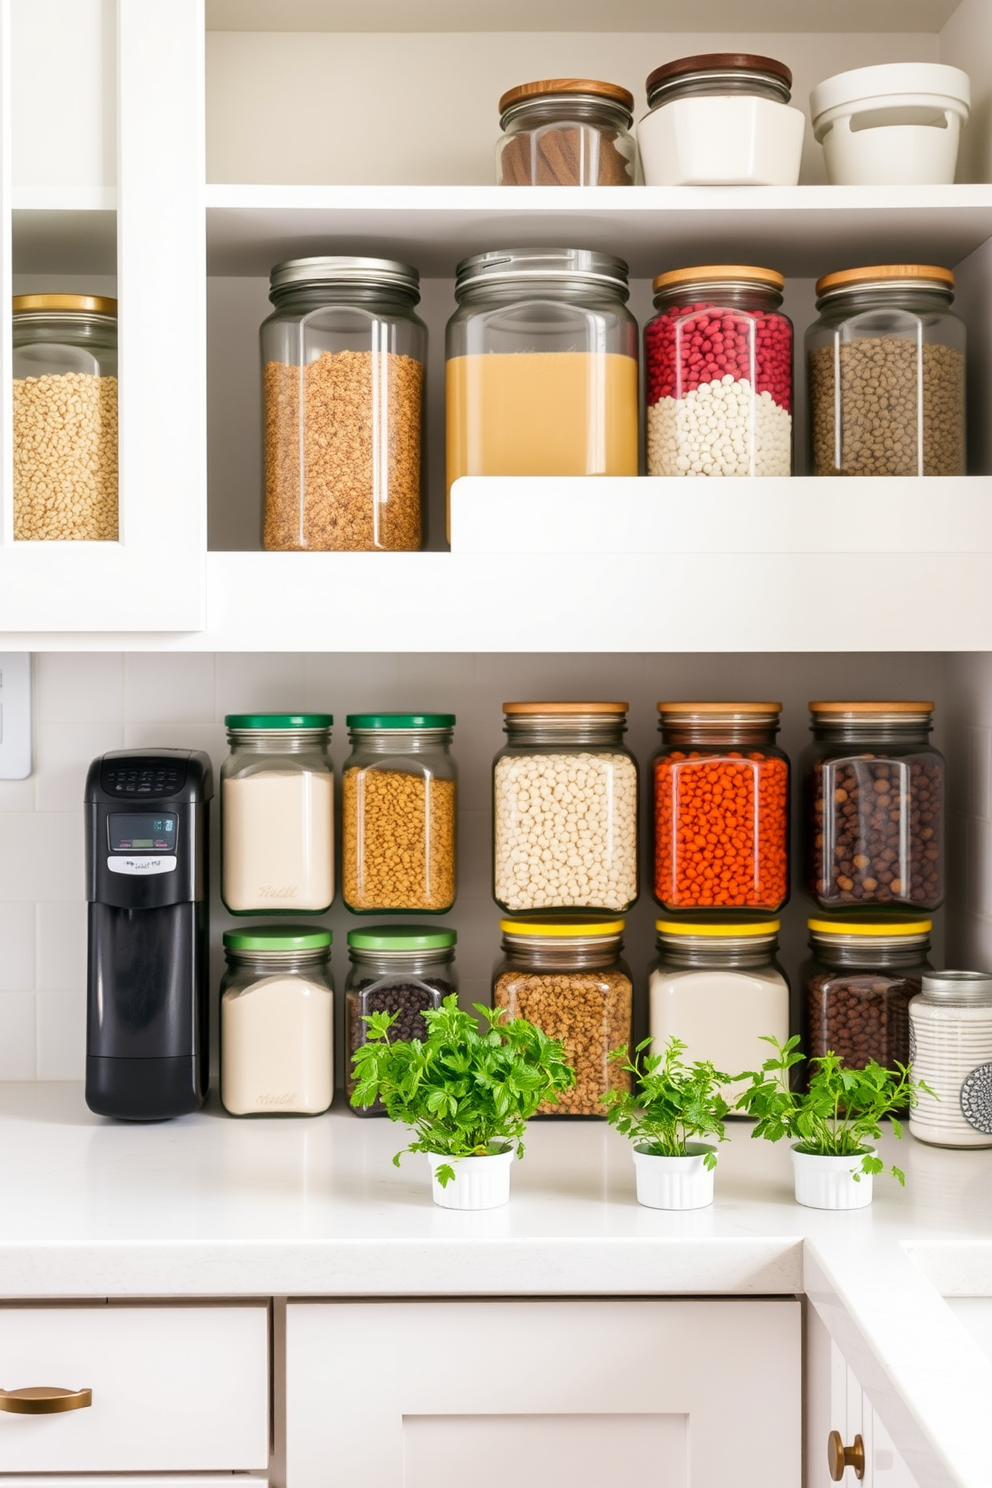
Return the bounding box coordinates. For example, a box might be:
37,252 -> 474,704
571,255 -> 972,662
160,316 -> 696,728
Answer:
124,653 -> 216,723
0,993 -> 36,1078
305,653 -> 400,713
37,901 -> 87,992
216,652 -> 306,715
0,904 -> 34,990
122,722 -> 227,765
34,721 -> 125,812
36,653 -> 123,723
0,814 -> 84,901
36,991 -> 85,1080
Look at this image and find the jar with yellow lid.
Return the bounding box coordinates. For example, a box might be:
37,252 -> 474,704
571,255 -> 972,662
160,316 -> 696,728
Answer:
12,293 -> 118,540
649,919 -> 788,1104
644,265 -> 792,477
806,264 -> 965,476
492,917 -> 632,1116
496,78 -> 636,185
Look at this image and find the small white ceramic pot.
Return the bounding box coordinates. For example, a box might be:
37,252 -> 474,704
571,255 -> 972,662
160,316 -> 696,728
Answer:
791,1146 -> 875,1210
425,1146 -> 515,1210
632,1143 -> 716,1210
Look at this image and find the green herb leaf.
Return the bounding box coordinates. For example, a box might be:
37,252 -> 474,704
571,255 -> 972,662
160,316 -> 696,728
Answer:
602,1035 -> 734,1161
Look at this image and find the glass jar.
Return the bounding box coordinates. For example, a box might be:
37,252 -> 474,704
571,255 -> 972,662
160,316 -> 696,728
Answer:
493,702 -> 638,914
806,264 -> 966,476
649,920 -> 788,1104
221,714 -> 334,914
342,713 -> 457,913
910,972 -> 992,1148
12,293 -> 118,540
346,925 -> 458,1116
645,266 -> 793,477
804,919 -> 932,1078
803,701 -> 944,912
492,917 -> 632,1116
261,256 -> 427,551
445,248 -> 639,539
496,78 -> 635,185
220,925 -> 333,1116
652,703 -> 789,913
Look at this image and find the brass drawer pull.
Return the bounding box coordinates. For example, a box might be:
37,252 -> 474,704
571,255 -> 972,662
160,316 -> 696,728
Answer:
828,1429 -> 865,1480
0,1386 -> 93,1414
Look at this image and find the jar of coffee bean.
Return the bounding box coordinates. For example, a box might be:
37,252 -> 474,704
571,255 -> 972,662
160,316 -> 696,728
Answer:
803,701 -> 944,912
346,925 -> 457,1116
803,918 -> 932,1084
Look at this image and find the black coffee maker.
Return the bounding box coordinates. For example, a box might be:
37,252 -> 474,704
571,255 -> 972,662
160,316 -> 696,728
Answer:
84,749 -> 213,1120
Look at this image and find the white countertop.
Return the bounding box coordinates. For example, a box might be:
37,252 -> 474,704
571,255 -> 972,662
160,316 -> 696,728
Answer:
3,1085 -> 992,1488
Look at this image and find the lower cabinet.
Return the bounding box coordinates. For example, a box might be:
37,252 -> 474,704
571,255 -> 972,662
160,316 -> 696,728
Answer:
286,1298 -> 802,1488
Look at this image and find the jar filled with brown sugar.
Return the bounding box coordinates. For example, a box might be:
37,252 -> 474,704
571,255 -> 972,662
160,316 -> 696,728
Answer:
496,78 -> 636,185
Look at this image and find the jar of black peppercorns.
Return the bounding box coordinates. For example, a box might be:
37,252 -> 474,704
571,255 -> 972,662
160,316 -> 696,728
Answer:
803,701 -> 944,913
346,925 -> 457,1116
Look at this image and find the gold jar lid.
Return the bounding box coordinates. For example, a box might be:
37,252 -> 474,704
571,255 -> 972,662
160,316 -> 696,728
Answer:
658,701 -> 782,719
809,700 -> 933,715
503,700 -> 629,714
12,293 -> 117,316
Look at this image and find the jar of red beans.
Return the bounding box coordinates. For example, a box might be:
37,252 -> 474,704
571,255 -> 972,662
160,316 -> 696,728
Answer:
652,703 -> 790,914
645,265 -> 793,477
804,702 -> 944,913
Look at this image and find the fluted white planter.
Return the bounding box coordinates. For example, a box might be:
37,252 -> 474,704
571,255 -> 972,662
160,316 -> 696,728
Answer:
426,1147 -> 515,1210
791,1146 -> 875,1210
632,1143 -> 716,1210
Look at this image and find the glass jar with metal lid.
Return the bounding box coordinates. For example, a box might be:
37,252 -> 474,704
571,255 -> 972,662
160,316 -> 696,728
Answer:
492,917 -> 632,1116
806,265 -> 965,476
645,266 -> 793,477
496,78 -> 635,186
910,972 -> 992,1148
803,701 -> 944,912
12,293 -> 118,540
493,702 -> 638,915
445,248 -> 638,539
804,919 -> 932,1080
346,925 -> 458,1116
637,54 -> 804,186
220,925 -> 333,1117
221,714 -> 334,915
652,703 -> 789,914
342,714 -> 457,914
649,920 -> 789,1103
260,256 -> 427,551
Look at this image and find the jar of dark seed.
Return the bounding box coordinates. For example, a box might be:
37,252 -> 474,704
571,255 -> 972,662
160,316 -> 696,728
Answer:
346,925 -> 457,1116
803,701 -> 944,913
803,918 -> 932,1081
806,264 -> 965,476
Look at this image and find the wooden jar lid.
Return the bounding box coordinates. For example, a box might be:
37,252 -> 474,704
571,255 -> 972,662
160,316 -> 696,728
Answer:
646,53 -> 792,94
498,78 -> 634,115
815,265 -> 954,296
13,293 -> 117,316
653,264 -> 784,293
503,700 -> 629,714
658,701 -> 782,717
809,700 -> 934,713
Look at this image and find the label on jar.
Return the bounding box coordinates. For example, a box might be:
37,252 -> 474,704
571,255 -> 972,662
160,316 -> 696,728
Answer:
960,1063 -> 992,1134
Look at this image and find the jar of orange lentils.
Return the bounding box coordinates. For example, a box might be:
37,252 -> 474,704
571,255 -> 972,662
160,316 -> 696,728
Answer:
652,703 -> 790,914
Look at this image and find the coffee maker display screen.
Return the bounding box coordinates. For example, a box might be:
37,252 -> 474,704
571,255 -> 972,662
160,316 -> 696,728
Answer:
108,814 -> 178,852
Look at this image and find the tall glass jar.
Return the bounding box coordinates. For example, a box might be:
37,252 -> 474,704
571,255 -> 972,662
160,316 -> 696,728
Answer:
220,925 -> 333,1117
221,714 -> 334,915
652,703 -> 789,913
803,702 -> 944,912
445,248 -> 639,539
261,256 -> 427,551
910,972 -> 992,1149
804,919 -> 932,1077
492,917 -> 632,1116
342,714 -> 457,914
496,78 -> 635,185
649,920 -> 788,1103
645,267 -> 793,477
806,265 -> 966,476
12,293 -> 118,540
493,702 -> 638,914
346,925 -> 458,1116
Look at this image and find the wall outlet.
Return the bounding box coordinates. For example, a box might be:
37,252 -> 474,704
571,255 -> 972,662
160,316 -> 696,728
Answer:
0,654 -> 32,779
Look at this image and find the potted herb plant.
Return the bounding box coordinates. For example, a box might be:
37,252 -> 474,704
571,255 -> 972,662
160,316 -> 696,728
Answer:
603,1037 -> 732,1209
736,1036 -> 924,1210
350,994 -> 575,1210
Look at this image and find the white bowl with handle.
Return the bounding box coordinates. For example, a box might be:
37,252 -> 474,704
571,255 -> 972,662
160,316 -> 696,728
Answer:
811,62 -> 970,186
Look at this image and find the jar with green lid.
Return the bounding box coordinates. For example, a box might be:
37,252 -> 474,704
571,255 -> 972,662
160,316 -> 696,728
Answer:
910,971 -> 992,1148
221,714 -> 334,915
346,925 -> 458,1116
13,292 -> 118,540
492,917 -> 632,1116
220,925 -> 333,1116
342,714 -> 456,913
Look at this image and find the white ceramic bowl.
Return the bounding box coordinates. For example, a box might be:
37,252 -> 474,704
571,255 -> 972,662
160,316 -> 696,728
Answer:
426,1147 -> 515,1210
791,1146 -> 875,1209
811,62 -> 970,186
637,95 -> 804,186
632,1143 -> 716,1209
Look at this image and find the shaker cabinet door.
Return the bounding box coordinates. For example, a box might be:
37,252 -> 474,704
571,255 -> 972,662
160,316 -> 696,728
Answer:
286,1298 -> 800,1488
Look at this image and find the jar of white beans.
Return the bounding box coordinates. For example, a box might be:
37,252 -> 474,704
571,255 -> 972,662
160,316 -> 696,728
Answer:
909,971 -> 992,1148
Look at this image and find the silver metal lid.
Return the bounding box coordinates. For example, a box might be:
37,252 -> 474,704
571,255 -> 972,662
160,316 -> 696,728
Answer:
921,970 -> 992,1002
268,256 -> 420,301
454,248 -> 629,298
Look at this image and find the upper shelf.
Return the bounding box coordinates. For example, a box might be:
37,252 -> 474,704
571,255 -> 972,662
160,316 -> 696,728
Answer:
205,184 -> 992,278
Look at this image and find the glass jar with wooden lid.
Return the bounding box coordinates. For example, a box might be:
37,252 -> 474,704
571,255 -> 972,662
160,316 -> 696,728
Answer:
806,264 -> 965,476
496,78 -> 636,185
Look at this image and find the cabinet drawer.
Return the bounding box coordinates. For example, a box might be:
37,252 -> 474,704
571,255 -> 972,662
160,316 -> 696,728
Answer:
0,1305 -> 269,1472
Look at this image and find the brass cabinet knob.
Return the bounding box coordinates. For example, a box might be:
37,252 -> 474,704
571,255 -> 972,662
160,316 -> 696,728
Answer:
827,1429 -> 865,1481
0,1386 -> 93,1415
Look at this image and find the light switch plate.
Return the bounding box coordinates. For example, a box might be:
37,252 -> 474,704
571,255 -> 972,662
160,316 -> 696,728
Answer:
0,653 -> 32,778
